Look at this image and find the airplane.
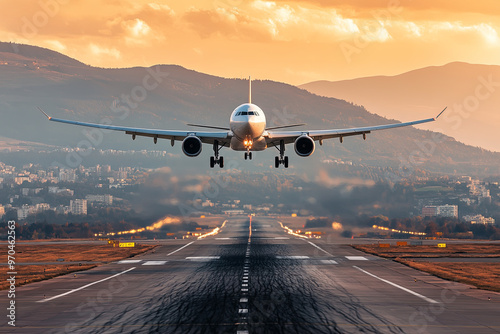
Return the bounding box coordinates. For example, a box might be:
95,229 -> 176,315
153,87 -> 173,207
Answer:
39,77 -> 446,168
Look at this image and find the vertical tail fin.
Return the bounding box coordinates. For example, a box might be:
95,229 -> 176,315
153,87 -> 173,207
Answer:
248,76 -> 252,104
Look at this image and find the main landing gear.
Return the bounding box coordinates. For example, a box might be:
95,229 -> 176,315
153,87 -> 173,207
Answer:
274,139 -> 289,168
244,152 -> 253,160
210,140 -> 224,168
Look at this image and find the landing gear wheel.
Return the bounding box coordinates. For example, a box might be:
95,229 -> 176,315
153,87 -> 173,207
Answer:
244,152 -> 248,160
249,152 -> 252,160
211,140 -> 224,168
275,156 -> 280,168
284,156 -> 289,168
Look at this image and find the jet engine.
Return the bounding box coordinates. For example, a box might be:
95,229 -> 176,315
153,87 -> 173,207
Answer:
294,135 -> 315,157
182,136 -> 202,157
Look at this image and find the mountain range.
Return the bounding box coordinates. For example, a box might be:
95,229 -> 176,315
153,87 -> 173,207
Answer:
0,42 -> 499,177
300,62 -> 500,152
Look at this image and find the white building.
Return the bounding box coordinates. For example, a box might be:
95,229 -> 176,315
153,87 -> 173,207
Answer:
463,215 -> 495,225
437,205 -> 458,218
17,205 -> 34,220
59,169 -> 76,182
85,194 -> 113,205
70,199 -> 87,215
36,203 -> 51,212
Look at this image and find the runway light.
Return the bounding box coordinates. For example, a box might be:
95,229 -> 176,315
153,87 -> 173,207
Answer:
372,225 -> 426,236
107,216 -> 180,236
278,221 -> 309,238
197,220 -> 227,239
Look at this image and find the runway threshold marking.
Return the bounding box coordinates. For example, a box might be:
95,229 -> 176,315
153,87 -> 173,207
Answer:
142,261 -> 167,266
346,256 -> 368,261
118,259 -> 142,264
166,241 -> 195,256
37,267 -> 136,303
353,266 -> 439,304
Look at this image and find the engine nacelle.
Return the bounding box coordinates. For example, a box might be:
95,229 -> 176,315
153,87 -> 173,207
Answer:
182,136 -> 202,157
294,135 -> 315,157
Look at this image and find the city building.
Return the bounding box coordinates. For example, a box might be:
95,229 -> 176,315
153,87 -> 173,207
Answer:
422,205 -> 458,218
463,215 -> 495,225
17,205 -> 34,220
70,199 -> 87,215
422,206 -> 438,217
85,194 -> 113,205
437,205 -> 458,218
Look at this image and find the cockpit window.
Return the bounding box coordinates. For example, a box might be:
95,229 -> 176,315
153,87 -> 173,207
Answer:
236,111 -> 259,116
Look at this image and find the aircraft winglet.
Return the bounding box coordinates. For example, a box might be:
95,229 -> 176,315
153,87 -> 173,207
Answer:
37,107 -> 52,120
434,107 -> 447,120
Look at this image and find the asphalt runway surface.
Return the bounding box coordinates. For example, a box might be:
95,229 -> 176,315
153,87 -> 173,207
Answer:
2,217 -> 500,333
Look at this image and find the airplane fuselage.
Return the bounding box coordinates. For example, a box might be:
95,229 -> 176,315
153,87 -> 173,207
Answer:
229,103 -> 267,151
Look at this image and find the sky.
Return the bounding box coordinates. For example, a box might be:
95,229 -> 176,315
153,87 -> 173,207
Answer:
2,0 -> 500,84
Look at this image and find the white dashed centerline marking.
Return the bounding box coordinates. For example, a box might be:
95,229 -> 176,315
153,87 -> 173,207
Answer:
353,266 -> 439,304
185,256 -> 220,261
320,260 -> 338,265
276,256 -> 309,259
237,218 -> 252,334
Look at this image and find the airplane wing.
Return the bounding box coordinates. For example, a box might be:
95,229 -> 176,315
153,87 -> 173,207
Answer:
38,108 -> 231,146
265,108 -> 446,146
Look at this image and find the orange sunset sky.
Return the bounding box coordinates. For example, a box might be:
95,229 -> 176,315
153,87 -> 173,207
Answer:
2,0 -> 500,84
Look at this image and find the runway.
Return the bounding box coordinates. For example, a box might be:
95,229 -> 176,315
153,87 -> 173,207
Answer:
2,218 -> 500,333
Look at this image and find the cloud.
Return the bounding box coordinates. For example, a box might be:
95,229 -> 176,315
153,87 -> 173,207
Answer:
1,0 -> 500,84
90,44 -> 121,59
44,39 -> 66,52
